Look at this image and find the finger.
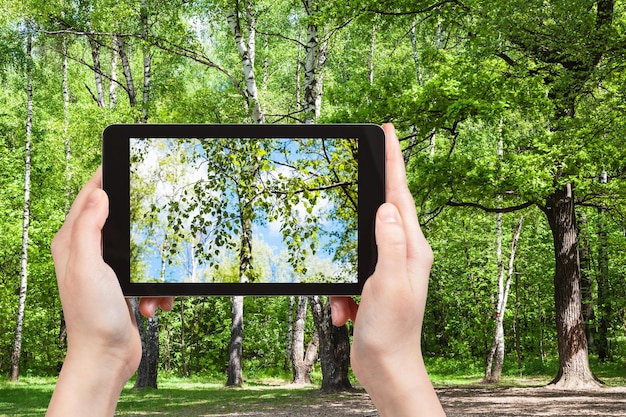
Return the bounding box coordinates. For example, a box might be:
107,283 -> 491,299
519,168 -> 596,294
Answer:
139,297 -> 174,318
371,203 -> 407,288
330,297 -> 358,326
51,167 -> 103,274
382,123 -> 431,269
159,297 -> 174,312
139,298 -> 159,318
63,166 -> 103,229
64,188 -> 110,283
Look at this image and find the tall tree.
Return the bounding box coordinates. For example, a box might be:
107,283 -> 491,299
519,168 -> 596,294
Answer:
484,216 -> 523,383
10,22 -> 33,382
291,296 -> 318,384
381,0 -> 626,388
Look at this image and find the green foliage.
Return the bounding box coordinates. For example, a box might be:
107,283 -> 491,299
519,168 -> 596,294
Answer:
1,0 -> 625,386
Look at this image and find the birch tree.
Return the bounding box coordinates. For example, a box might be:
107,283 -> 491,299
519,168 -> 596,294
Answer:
227,0 -> 264,124
484,216 -> 523,383
10,23 -> 33,382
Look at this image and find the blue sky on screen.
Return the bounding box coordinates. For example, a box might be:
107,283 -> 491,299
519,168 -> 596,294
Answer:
130,137 -> 357,284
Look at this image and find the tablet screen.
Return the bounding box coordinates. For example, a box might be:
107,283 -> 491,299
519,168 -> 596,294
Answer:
103,124 -> 384,296
129,137 -> 358,285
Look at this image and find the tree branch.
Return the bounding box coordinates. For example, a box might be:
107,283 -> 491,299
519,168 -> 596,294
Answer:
447,200 -> 535,213
365,0 -> 469,16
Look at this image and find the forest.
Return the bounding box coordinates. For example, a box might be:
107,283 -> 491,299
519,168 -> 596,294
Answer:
1,0 -> 626,402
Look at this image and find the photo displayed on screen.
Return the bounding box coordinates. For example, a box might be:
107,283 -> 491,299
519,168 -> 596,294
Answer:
129,137 -> 358,285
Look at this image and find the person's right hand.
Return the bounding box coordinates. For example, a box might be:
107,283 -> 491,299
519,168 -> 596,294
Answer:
331,124 -> 444,416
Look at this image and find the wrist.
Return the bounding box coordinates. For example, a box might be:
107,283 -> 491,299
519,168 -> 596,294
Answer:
357,354 -> 444,417
46,347 -> 135,417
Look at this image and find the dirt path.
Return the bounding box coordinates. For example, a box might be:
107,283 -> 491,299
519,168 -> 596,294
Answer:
438,386 -> 626,416
206,386 -> 626,416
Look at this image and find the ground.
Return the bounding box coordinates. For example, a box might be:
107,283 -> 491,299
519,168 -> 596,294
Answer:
3,378 -> 626,416
162,385 -> 626,416
438,386 -> 626,416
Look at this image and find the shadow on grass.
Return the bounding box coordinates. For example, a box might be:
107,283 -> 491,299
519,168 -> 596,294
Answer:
0,376 -> 376,417
0,378 -> 56,417
115,381 -> 372,416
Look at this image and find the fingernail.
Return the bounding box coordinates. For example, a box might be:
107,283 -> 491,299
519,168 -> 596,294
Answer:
378,203 -> 399,223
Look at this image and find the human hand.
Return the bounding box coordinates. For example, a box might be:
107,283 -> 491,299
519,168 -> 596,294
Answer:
47,167 -> 171,417
330,124 -> 444,416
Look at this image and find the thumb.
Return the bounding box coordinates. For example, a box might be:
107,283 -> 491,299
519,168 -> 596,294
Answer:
69,188 -> 109,267
372,203 -> 407,284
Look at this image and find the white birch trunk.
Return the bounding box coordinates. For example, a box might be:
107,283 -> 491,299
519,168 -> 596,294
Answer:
141,0 -> 151,123
227,3 -> 264,124
62,35 -> 72,213
485,216 -> 524,382
291,296 -> 308,384
369,24 -> 376,86
116,36 -> 137,108
303,0 -> 320,124
11,27 -> 33,382
109,35 -> 119,108
225,1 -> 264,386
88,36 -> 106,107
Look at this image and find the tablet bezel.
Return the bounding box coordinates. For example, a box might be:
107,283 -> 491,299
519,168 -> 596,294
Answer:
102,124 -> 385,296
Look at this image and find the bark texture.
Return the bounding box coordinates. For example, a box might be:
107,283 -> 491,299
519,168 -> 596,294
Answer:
134,306 -> 160,389
11,27 -> 33,382
485,216 -> 523,383
542,184 -> 600,389
310,296 -> 351,393
291,296 -> 318,384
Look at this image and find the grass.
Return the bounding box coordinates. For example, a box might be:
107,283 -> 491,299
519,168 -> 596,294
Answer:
116,378 -> 326,416
1,359 -> 625,416
425,355 -> 626,388
0,376 -> 344,417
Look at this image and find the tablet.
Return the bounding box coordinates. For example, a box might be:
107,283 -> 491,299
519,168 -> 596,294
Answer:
102,124 -> 385,296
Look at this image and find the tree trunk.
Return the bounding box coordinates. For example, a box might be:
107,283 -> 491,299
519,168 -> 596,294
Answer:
180,300 -> 188,377
227,295 -> 244,386
484,216 -> 523,383
227,1 -> 264,124
88,36 -> 106,107
116,36 -> 137,108
484,211 -> 504,383
134,301 -> 159,389
291,296 -> 318,384
310,296 -> 351,393
109,35 -> 119,108
577,211 -> 595,354
140,0 -> 151,123
227,211 -> 253,387
303,0 -> 326,124
10,26 -> 33,382
225,6 -> 264,383
542,183 -> 600,389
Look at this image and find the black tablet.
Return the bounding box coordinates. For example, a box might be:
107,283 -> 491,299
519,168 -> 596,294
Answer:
102,124 -> 385,296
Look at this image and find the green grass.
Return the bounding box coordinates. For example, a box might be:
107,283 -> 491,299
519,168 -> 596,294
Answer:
0,376 -> 341,417
0,377 -> 56,417
116,380 -> 326,416
425,355 -> 626,387
2,359 -> 625,416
